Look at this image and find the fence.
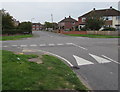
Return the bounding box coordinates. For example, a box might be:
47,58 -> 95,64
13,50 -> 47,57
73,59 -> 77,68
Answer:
87,31 -> 120,36
54,30 -> 119,36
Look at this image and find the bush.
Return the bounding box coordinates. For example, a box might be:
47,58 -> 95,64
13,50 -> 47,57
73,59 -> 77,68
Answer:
102,27 -> 116,31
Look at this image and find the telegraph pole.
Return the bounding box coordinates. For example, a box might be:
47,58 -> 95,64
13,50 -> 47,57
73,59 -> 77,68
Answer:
51,14 -> 53,31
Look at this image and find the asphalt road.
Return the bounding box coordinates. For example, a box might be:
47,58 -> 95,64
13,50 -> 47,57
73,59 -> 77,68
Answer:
2,31 -> 119,91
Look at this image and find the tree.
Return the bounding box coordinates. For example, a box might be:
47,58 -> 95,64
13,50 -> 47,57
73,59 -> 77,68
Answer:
85,14 -> 105,30
1,9 -> 15,30
44,22 -> 52,28
18,22 -> 32,34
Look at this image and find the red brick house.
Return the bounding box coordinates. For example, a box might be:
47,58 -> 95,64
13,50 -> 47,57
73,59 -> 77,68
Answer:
58,16 -> 78,31
78,7 -> 120,30
32,23 -> 44,31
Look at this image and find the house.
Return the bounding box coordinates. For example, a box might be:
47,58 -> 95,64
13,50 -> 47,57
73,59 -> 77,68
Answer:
58,16 -> 78,31
32,23 -> 43,31
78,7 -> 120,30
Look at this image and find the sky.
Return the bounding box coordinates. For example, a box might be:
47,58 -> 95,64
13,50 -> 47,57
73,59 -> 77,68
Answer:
1,1 -> 119,24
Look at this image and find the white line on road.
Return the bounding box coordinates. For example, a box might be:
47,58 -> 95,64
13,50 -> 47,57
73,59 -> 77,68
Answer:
72,44 -> 88,50
48,44 -> 55,46
11,45 -> 18,47
3,46 -> 8,47
73,55 -> 94,66
66,43 -> 73,45
57,43 -> 64,46
20,45 -> 27,47
89,53 -> 111,64
39,44 -> 46,46
102,55 -> 120,64
30,44 -> 37,47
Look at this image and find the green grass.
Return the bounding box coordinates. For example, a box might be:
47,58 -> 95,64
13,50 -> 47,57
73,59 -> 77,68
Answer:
66,34 -> 120,38
2,50 -> 88,91
0,34 -> 33,41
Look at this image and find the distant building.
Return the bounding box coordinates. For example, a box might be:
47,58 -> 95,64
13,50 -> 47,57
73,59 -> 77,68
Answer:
58,16 -> 78,31
78,7 -> 120,30
32,23 -> 43,31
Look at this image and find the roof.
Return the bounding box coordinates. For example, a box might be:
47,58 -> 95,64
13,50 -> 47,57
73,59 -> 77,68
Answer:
59,16 -> 77,23
79,7 -> 120,18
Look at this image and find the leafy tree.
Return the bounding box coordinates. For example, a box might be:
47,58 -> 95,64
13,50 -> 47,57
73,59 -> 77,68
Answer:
18,22 -> 32,34
1,9 -> 15,30
44,22 -> 52,28
85,14 -> 105,30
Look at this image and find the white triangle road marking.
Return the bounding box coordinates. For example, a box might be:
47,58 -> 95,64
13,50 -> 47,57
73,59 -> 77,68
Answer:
73,55 -> 94,66
89,53 -> 111,64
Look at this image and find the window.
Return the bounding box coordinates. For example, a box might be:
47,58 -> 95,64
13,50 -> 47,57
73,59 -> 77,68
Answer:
82,18 -> 86,22
104,16 -> 112,20
32,25 -> 35,27
116,16 -> 120,20
36,25 -> 39,27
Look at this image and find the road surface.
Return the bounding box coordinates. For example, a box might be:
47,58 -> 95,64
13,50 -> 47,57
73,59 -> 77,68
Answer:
2,31 -> 119,91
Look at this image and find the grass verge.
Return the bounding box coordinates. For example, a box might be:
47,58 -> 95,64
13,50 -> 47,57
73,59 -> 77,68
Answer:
1,34 -> 33,41
2,50 -> 88,91
66,34 -> 120,38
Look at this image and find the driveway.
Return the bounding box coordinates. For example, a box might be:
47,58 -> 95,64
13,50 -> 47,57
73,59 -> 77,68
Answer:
2,31 -> 119,91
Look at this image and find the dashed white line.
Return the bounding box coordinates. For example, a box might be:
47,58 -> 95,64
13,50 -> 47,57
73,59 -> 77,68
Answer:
12,45 -> 17,47
39,44 -> 46,46
20,45 -> 27,47
101,55 -> 120,64
72,44 -> 88,50
3,46 -> 8,47
30,44 -> 37,47
57,43 -> 64,46
66,43 -> 73,45
49,44 -> 55,46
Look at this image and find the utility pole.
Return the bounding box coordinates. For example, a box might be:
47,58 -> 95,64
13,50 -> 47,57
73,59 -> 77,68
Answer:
51,14 -> 53,31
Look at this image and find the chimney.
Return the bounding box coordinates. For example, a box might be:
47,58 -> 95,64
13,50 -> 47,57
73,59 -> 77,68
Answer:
93,8 -> 95,10
110,6 -> 112,9
65,17 -> 66,19
69,16 -> 71,18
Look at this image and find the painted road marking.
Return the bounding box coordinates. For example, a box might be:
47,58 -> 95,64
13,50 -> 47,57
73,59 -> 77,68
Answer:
39,44 -> 46,46
30,44 -> 37,47
102,55 -> 120,64
20,45 -> 27,47
89,53 -> 111,64
12,45 -> 18,47
57,43 -> 64,45
3,46 -> 8,47
49,44 -> 55,46
66,43 -> 73,45
72,44 -> 88,50
73,55 -> 94,66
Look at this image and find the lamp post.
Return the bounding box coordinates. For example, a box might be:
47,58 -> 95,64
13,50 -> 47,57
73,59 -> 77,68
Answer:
51,14 -> 53,31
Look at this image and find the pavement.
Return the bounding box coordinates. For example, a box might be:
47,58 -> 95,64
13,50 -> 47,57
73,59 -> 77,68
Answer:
1,31 -> 119,91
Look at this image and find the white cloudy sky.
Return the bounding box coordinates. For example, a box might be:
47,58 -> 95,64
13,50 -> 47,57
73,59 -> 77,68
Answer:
1,1 -> 119,24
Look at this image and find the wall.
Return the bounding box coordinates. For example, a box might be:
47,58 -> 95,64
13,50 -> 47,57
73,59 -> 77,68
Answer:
112,16 -> 119,28
87,31 -> 119,36
60,30 -> 87,34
